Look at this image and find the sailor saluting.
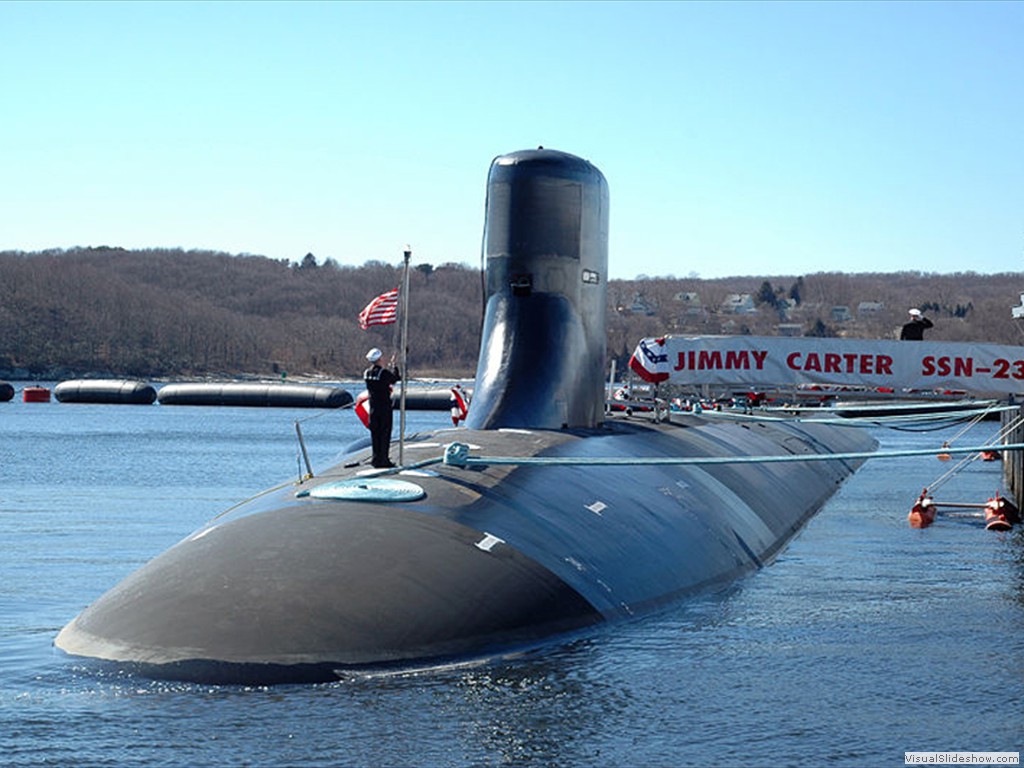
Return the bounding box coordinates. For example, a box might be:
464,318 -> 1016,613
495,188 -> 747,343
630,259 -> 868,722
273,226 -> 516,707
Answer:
900,308 -> 933,341
363,347 -> 402,468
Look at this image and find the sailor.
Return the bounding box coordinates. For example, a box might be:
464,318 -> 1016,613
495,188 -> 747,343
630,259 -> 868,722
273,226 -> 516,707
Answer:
363,348 -> 402,468
900,308 -> 933,341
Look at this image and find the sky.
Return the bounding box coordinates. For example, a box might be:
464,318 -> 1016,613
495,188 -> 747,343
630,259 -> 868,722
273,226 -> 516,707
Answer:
2,0 -> 1021,280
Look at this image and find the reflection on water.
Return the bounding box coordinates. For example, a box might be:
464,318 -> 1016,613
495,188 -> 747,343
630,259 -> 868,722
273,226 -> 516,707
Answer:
2,400 -> 1023,766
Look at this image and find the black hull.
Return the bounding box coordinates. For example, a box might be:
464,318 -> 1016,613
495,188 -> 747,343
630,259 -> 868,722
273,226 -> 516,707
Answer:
56,414 -> 873,683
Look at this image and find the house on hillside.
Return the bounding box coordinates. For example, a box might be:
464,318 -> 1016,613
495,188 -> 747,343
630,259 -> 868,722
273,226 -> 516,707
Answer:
857,301 -> 885,316
721,293 -> 756,314
674,291 -> 705,318
628,292 -> 657,316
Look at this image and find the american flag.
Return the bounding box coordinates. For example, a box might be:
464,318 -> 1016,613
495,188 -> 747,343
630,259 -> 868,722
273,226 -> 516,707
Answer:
358,287 -> 400,330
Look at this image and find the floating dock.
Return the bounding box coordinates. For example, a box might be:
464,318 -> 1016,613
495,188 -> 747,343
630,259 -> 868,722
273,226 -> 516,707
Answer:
393,387 -> 470,411
55,379 -> 157,405
157,382 -> 353,408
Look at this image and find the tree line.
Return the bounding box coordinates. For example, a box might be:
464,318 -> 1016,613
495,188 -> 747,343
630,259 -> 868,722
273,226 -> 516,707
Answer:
2,247 -> 1023,381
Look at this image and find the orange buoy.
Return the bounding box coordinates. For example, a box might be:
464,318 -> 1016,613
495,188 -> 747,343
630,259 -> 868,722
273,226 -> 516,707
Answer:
984,493 -> 1019,532
981,450 -> 1000,462
22,386 -> 51,403
909,491 -> 936,529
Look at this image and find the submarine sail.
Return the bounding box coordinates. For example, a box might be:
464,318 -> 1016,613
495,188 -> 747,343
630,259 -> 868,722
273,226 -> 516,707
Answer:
56,149 -> 875,684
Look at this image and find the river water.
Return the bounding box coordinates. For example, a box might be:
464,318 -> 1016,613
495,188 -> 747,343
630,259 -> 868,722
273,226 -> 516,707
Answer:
2,387 -> 1022,767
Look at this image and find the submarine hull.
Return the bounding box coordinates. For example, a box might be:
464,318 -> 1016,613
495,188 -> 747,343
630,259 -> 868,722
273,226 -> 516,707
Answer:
56,414 -> 873,683
56,147 -> 877,684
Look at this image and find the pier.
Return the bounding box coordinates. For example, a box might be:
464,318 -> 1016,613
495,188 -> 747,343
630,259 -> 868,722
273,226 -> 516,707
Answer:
1002,403 -> 1024,508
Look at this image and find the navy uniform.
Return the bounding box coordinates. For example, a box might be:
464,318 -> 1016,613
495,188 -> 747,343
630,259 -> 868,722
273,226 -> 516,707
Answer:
900,309 -> 933,341
363,348 -> 401,468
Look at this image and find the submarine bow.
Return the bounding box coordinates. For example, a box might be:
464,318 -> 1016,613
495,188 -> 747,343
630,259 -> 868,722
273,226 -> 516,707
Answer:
56,149 -> 875,683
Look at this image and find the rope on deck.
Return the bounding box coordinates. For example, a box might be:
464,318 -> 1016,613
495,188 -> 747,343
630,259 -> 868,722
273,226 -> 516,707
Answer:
439,441 -> 1024,469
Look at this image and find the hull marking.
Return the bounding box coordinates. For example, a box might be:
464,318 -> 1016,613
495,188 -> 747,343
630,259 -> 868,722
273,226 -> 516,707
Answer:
475,532 -> 505,552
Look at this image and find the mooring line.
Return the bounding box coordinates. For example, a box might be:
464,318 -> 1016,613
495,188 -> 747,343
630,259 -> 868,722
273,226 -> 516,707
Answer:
437,441 -> 1024,468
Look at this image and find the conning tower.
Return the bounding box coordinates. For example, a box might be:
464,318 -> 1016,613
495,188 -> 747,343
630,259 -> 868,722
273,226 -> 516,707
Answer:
467,148 -> 609,430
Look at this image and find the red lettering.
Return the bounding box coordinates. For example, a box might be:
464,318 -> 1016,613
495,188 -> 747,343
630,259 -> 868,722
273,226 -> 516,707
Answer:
921,355 -> 973,378
781,350 -> 894,378
698,350 -> 722,369
751,350 -> 767,370
954,357 -> 973,377
724,351 -> 749,369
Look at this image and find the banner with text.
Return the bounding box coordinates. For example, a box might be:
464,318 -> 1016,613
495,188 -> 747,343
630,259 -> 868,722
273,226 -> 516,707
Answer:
628,335 -> 1024,397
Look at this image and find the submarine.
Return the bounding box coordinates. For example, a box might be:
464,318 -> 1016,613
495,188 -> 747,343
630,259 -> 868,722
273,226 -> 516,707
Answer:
56,148 -> 876,684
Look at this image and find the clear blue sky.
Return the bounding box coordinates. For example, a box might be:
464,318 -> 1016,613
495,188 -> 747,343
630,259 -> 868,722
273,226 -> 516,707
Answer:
3,1 -> 1021,279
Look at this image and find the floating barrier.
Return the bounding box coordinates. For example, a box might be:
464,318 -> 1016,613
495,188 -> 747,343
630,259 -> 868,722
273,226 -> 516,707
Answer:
351,387 -> 473,425
22,386 -> 51,403
55,379 -> 157,405
392,387 -> 471,411
0,381 -> 13,402
157,382 -> 353,408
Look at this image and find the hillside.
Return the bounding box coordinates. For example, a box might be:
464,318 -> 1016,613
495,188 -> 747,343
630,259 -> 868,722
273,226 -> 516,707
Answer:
2,247 -> 1023,381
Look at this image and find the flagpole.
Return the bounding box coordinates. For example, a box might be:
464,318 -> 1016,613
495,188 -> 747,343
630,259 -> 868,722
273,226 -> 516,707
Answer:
399,246 -> 411,465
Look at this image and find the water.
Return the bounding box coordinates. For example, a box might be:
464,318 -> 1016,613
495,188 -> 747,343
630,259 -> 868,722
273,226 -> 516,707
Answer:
2,390 -> 1023,766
